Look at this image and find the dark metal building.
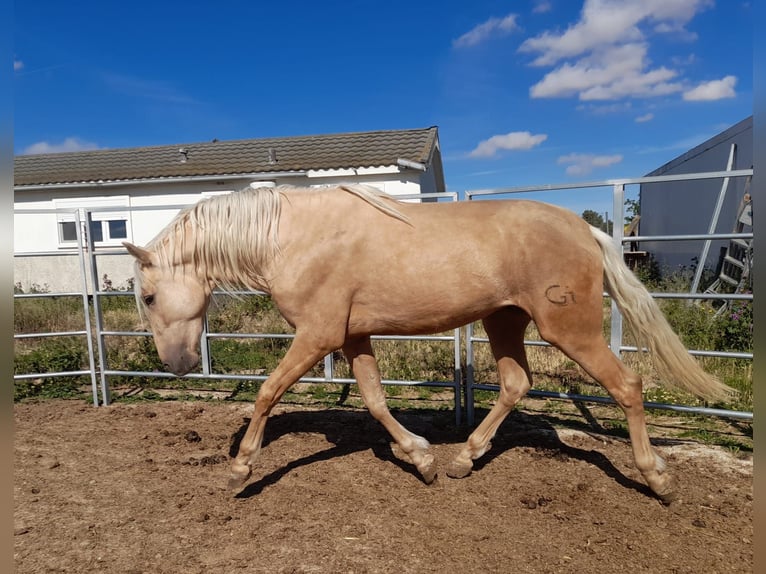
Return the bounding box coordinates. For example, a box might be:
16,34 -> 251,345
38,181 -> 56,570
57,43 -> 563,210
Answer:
639,116 -> 752,281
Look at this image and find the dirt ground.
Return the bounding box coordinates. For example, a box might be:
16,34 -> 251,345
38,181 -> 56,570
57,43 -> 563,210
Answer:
14,398 -> 752,574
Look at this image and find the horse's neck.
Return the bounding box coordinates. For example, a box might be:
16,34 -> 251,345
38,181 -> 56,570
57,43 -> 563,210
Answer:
200,235 -> 275,293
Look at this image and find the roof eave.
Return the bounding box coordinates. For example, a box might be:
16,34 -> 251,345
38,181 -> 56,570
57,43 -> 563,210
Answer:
13,170 -> 310,191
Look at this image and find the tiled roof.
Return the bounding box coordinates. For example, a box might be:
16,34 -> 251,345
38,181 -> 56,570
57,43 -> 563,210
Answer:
15,127 -> 440,187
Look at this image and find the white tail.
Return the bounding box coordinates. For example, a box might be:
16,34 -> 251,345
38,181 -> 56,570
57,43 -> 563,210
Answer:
590,226 -> 735,403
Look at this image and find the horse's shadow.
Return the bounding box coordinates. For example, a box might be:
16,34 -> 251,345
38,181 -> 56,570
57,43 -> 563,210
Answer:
229,407 -> 653,500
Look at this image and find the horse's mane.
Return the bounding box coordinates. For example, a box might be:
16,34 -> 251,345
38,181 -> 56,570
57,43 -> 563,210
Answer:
141,184 -> 407,293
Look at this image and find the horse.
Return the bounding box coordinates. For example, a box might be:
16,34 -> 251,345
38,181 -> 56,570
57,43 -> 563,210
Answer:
123,183 -> 733,503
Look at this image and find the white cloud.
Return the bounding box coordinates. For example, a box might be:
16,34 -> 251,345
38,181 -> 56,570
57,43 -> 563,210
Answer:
520,0 -> 717,101
453,14 -> 520,48
22,137 -> 100,155
529,42 -> 683,100
469,131 -> 548,158
520,0 -> 712,65
533,1 -> 553,14
14,59 -> 24,71
557,152 -> 622,176
635,112 -> 654,122
683,75 -> 737,101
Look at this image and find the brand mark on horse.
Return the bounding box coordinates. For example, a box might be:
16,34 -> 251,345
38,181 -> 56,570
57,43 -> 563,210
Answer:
545,284 -> 576,306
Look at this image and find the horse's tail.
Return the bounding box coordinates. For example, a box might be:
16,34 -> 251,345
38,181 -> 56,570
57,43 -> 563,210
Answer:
589,226 -> 735,403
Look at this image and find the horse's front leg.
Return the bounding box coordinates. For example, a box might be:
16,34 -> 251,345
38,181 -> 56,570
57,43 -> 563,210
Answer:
343,337 -> 437,484
228,333 -> 335,490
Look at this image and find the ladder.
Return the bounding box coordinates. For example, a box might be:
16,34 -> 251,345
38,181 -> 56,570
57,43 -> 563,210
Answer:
702,174 -> 753,317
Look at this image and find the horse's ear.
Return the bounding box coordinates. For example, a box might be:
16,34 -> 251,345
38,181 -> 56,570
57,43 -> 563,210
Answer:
123,242 -> 153,267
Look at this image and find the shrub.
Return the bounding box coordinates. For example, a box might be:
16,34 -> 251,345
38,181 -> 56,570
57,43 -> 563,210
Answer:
658,299 -> 716,350
14,338 -> 88,400
713,299 -> 753,352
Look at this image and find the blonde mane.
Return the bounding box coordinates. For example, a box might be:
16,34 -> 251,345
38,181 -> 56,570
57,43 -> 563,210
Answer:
137,184 -> 407,296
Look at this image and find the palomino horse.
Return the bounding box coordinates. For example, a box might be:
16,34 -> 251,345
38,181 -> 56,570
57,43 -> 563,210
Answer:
124,184 -> 733,502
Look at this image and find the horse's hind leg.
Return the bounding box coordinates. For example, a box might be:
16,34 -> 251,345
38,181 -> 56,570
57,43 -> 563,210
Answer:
539,320 -> 674,502
447,307 -> 532,479
343,337 -> 437,484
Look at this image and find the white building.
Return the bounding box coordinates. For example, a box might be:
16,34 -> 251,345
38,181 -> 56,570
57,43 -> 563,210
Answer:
14,127 -> 445,292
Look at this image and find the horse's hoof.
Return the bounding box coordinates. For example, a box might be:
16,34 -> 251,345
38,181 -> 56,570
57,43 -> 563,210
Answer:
227,463 -> 252,491
647,470 -> 676,505
419,454 -> 437,485
657,488 -> 678,505
445,460 -> 472,479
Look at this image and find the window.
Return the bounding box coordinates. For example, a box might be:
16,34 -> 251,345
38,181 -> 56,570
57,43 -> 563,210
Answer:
108,219 -> 127,238
54,196 -> 131,248
58,220 -> 79,243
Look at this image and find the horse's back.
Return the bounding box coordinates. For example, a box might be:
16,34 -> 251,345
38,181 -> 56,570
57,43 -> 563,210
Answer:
273,189 -> 604,336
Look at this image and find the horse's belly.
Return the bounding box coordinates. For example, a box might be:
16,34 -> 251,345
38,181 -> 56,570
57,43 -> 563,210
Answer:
346,288 -> 511,336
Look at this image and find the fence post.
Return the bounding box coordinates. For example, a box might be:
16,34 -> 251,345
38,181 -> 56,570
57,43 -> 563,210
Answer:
452,327 -> 462,426
200,315 -> 211,376
465,322 -> 475,426
609,184 -> 625,357
84,209 -> 112,405
74,210 -> 100,406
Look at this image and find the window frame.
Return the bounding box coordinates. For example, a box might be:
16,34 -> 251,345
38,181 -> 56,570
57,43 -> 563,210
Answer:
53,196 -> 132,249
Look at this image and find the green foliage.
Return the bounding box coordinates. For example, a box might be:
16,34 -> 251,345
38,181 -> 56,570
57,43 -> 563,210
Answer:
632,253 -> 661,285
374,339 -> 456,383
657,297 -> 752,354
581,209 -> 613,233
713,299 -> 753,352
15,338 -> 86,375
209,338 -> 288,373
624,198 -> 640,224
126,336 -> 166,372
14,338 -> 88,400
659,299 -> 714,350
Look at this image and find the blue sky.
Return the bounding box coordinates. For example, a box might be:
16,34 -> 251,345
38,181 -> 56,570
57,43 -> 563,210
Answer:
14,0 -> 752,217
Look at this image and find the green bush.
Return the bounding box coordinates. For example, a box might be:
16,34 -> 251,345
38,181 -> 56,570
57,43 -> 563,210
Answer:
659,299 -> 716,350
209,338 -> 289,373
14,338 -> 88,400
713,299 -> 753,352
15,338 -> 86,374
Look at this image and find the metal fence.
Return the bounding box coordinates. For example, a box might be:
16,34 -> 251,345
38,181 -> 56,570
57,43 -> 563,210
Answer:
14,176 -> 753,424
13,208 -> 100,404
14,191 -> 465,424
464,169 -> 753,424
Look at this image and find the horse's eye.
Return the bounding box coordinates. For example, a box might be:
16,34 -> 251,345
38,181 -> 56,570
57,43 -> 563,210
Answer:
143,295 -> 155,307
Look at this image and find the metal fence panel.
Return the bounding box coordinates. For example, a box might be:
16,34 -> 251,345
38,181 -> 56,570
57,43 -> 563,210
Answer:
464,169 -> 753,425
14,181 -> 753,425
13,209 -> 100,405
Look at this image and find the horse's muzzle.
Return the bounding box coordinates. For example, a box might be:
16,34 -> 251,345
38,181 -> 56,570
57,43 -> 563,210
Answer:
163,352 -> 199,376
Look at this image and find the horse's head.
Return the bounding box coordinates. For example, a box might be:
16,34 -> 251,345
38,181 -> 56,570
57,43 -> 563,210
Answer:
123,242 -> 212,376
